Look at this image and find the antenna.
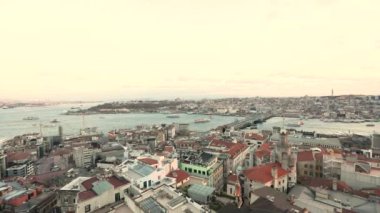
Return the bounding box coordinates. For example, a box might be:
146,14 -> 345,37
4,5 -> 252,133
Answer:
282,116 -> 285,130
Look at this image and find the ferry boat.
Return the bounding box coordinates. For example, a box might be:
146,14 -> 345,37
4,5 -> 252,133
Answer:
23,116 -> 39,121
166,115 -> 180,118
194,118 -> 210,123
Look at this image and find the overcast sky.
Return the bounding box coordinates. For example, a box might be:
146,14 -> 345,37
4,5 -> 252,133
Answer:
0,0 -> 379,101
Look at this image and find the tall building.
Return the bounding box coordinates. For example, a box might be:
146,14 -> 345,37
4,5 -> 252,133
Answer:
73,147 -> 99,168
273,130 -> 297,188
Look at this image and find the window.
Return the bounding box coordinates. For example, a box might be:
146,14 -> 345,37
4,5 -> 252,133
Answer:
73,198 -> 76,203
202,171 -> 206,175
304,171 -> 307,175
230,187 -> 233,194
85,205 -> 91,213
194,169 -> 197,174
304,165 -> 308,168
115,193 -> 121,202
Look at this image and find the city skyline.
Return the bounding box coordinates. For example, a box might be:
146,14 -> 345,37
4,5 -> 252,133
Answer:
1,0 -> 379,101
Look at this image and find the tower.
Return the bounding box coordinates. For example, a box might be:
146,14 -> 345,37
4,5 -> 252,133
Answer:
331,89 -> 334,97
275,130 -> 297,188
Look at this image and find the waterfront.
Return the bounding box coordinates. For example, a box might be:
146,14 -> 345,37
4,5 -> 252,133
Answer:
258,117 -> 380,136
0,103 -> 242,139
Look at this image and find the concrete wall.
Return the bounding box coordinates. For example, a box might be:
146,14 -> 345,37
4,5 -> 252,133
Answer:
341,164 -> 380,190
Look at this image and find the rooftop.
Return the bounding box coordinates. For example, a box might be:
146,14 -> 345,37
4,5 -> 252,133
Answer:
166,169 -> 190,184
138,157 -> 158,166
297,151 -> 315,162
131,164 -> 155,176
188,184 -> 215,196
243,162 -> 288,184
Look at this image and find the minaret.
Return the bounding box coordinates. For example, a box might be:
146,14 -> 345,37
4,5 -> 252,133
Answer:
331,89 -> 334,97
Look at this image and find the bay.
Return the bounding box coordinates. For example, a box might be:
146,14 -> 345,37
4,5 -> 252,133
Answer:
0,103 -> 241,139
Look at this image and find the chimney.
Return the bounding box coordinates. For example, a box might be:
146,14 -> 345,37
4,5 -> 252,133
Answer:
332,178 -> 337,191
271,166 -> 278,180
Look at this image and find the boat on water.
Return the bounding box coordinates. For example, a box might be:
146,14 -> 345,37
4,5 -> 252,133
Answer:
167,115 -> 180,118
366,124 -> 375,127
194,118 -> 210,123
43,124 -> 56,128
23,116 -> 39,121
286,123 -> 301,127
50,119 -> 59,123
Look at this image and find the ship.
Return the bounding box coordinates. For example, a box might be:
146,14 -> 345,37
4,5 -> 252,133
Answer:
194,118 -> 210,123
50,119 -> 59,123
166,115 -> 180,118
23,116 -> 39,121
366,124 -> 375,127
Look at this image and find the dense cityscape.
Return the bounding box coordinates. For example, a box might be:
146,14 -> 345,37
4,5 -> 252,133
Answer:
2,0 -> 380,212
0,94 -> 379,213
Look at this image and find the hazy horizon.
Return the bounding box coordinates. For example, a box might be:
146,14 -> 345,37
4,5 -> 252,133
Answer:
1,0 -> 379,101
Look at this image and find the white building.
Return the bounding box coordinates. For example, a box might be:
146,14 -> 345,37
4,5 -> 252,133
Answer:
57,175 -> 130,213
73,147 -> 100,168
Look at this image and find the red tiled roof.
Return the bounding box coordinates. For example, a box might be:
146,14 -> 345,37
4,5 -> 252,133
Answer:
245,133 -> 265,141
107,176 -> 129,188
7,151 -> 31,162
78,190 -> 97,201
81,177 -> 98,190
260,143 -> 272,150
297,151 -> 314,162
167,169 -> 190,184
138,158 -> 158,165
299,177 -> 353,193
255,149 -> 271,159
243,162 -> 288,184
210,139 -> 248,159
164,146 -> 174,153
227,174 -> 238,183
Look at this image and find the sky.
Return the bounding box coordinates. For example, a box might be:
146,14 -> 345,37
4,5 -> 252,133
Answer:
0,0 -> 379,101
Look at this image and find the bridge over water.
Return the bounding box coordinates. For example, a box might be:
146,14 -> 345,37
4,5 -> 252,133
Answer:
224,113 -> 273,130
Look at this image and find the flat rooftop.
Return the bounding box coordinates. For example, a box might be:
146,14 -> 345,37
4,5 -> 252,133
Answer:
60,177 -> 91,191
